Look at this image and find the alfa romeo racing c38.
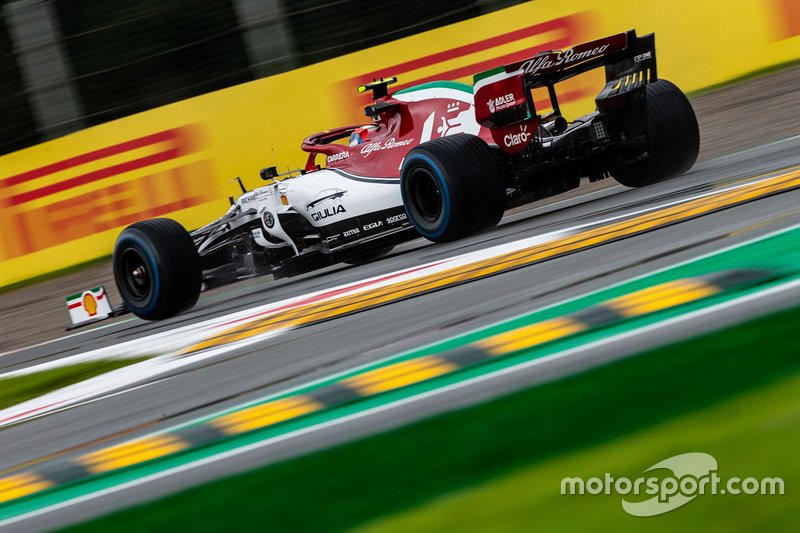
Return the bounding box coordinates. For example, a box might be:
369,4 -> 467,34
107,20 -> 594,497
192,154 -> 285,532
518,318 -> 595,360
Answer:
111,30 -> 699,320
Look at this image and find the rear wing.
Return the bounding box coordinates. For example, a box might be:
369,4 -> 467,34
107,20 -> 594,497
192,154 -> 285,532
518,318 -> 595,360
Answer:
474,30 -> 656,130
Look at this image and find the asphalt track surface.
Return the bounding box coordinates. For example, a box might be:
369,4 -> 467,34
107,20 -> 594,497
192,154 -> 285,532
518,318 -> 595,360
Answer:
3,135 -> 800,530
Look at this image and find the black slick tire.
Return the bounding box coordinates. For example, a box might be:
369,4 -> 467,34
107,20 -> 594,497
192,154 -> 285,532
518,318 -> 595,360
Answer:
400,134 -> 505,242
112,218 -> 201,320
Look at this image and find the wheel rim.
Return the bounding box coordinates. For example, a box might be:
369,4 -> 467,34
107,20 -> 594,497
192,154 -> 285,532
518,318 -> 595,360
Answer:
119,247 -> 151,302
408,167 -> 442,223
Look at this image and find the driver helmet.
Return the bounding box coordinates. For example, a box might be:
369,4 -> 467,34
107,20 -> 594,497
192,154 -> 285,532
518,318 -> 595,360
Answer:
349,125 -> 375,146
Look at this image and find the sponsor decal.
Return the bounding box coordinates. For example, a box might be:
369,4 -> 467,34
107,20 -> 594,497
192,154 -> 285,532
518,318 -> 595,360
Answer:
487,93 -> 515,113
343,228 -> 360,237
66,286 -> 113,325
262,210 -> 275,228
386,213 -> 407,224
504,124 -> 531,148
490,116 -> 540,154
240,189 -> 271,204
305,188 -> 347,211
363,220 -> 383,231
474,74 -> 527,126
521,43 -> 610,75
326,151 -> 350,164
360,138 -> 415,157
634,51 -> 652,63
83,293 -> 98,316
311,204 -> 347,222
305,188 -> 348,222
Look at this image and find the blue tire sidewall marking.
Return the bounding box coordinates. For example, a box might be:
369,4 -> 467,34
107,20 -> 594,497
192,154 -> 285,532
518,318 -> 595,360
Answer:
117,233 -> 161,315
400,153 -> 451,239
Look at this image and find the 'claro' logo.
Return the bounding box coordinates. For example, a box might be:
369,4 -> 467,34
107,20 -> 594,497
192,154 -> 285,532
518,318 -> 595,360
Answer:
504,124 -> 530,148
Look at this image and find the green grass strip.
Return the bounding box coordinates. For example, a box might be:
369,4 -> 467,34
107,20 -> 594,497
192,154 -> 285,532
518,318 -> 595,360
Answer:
0,359 -> 146,411
69,304 -> 800,532
354,369 -> 800,532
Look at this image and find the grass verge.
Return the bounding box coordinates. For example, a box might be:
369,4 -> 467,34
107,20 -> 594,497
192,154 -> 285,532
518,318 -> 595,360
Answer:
68,305 -> 800,532
0,359 -> 146,411
354,369 -> 800,532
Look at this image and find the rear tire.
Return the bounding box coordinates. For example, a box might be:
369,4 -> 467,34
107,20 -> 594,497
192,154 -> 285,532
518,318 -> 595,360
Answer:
400,134 -> 505,242
613,79 -> 699,187
113,218 -> 202,320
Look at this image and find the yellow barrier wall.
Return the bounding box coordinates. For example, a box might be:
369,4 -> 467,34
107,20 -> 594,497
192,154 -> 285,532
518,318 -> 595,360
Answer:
1,0 -> 798,286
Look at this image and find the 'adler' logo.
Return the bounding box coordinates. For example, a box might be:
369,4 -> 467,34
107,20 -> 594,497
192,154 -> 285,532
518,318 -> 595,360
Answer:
487,94 -> 514,114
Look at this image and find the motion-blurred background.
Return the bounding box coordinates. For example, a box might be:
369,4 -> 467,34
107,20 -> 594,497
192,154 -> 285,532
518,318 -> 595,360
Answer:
1,0 -> 524,155
2,0 -> 799,289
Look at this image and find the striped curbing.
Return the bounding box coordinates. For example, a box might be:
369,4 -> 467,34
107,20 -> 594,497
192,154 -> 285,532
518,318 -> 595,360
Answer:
0,268 -> 777,506
77,436 -> 189,475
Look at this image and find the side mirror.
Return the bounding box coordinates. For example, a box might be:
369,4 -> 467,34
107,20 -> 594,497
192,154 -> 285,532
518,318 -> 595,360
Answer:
229,176 -> 247,194
260,166 -> 278,180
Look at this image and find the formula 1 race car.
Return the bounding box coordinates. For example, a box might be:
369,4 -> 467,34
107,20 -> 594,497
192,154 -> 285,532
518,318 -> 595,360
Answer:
111,29 -> 698,320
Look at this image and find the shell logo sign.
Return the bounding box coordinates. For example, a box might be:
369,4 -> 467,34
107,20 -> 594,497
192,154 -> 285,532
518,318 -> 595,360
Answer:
83,292 -> 98,316
66,286 -> 113,324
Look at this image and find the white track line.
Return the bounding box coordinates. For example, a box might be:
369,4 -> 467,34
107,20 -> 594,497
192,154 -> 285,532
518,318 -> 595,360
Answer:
706,132 -> 800,160
0,318 -> 136,359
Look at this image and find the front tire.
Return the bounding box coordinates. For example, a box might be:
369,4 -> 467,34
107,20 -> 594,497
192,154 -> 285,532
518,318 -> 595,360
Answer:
113,218 -> 201,320
400,134 -> 505,243
613,79 -> 699,187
